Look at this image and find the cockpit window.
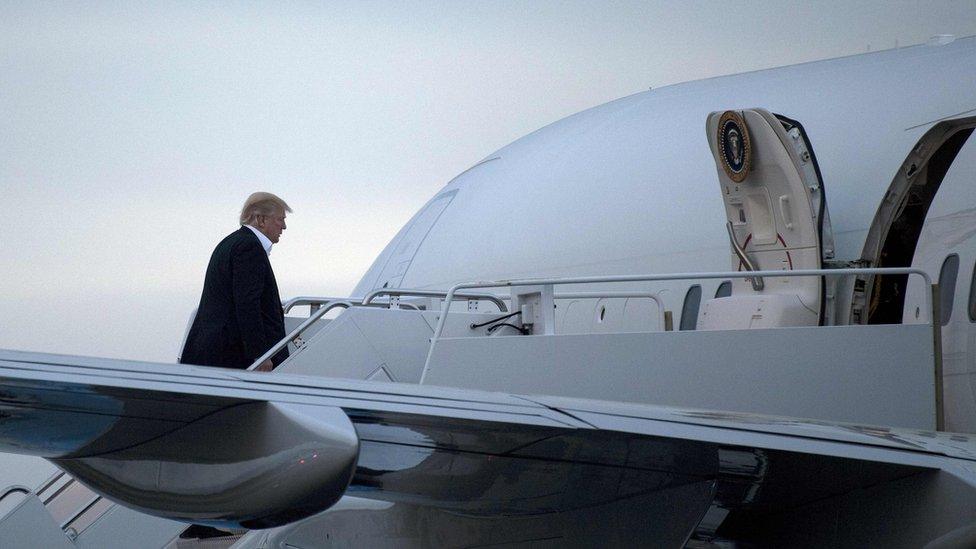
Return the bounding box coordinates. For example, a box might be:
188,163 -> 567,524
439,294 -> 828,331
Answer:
680,285 -> 702,331
939,254 -> 959,325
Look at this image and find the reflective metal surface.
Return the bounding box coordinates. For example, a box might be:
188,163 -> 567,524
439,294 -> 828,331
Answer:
245,410 -> 931,546
55,402 -> 359,528
3,349 -> 976,545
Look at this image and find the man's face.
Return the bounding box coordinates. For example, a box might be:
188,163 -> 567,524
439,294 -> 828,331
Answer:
257,210 -> 287,244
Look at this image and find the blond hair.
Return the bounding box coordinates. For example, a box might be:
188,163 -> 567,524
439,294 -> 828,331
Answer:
239,192 -> 292,225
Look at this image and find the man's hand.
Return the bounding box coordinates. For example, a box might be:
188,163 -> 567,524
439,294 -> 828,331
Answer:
254,359 -> 274,372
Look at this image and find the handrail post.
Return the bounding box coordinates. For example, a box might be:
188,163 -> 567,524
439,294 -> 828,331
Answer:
420,284 -> 464,384
362,289 -> 508,312
248,300 -> 353,371
281,296 -> 353,314
931,283 -> 944,431
542,283 -> 555,335
727,222 -> 764,291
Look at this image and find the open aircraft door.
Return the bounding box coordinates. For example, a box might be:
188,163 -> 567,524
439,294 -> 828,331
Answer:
700,109 -> 834,330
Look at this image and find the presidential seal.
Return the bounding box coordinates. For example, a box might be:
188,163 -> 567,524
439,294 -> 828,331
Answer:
717,110 -> 751,183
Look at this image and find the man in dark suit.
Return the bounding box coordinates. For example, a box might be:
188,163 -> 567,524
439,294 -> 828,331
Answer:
180,192 -> 292,371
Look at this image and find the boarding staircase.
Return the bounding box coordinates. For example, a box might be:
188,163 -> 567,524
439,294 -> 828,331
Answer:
0,266 -> 944,548
262,266 -> 942,430
0,446 -> 242,548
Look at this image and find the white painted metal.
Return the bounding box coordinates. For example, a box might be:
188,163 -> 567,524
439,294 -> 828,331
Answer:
0,496 -> 74,549
511,285 -> 556,335
281,306 -> 527,382
281,296 -> 355,313
280,307 -> 433,382
421,267 -> 933,381
353,39 -> 976,301
900,128 -> 976,434
1,349 -> 975,546
424,324 -> 936,429
702,109 -> 826,329
5,37 -> 976,547
554,291 -> 666,333
248,300 -> 353,370
361,288 -> 508,312
74,505 -> 185,549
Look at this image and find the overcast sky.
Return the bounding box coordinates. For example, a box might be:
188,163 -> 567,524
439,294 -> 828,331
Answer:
2,1 -> 975,362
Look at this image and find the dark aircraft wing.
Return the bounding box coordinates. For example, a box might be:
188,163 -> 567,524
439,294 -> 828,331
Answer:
2,349 -> 976,546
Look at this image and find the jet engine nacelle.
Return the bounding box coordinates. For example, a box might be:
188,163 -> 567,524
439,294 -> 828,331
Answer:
52,402 -> 359,529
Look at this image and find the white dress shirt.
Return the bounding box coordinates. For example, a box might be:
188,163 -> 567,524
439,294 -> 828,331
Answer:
244,224 -> 273,256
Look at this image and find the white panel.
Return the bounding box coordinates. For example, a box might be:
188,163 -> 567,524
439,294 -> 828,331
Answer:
366,365 -> 394,382
284,316 -> 330,340
622,297 -> 662,332
705,109 -> 824,328
75,504 -> 185,549
556,297 -> 661,334
0,496 -> 74,549
279,308 -> 505,383
425,325 -> 936,429
349,308 -> 434,383
556,299 -> 587,333
745,188 -> 776,245
279,313 -> 387,380
0,455 -> 57,495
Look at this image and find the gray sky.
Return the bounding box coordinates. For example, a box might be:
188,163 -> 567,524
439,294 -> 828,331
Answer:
2,1 -> 975,362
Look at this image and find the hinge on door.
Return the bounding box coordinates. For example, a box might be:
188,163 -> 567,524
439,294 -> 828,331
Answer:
842,259 -> 873,324
821,259 -> 872,325
851,279 -> 867,324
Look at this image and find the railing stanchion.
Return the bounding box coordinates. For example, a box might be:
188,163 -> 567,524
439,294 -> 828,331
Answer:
420,284 -> 465,384
931,283 -> 945,431
248,300 -> 354,371
363,289 -> 508,312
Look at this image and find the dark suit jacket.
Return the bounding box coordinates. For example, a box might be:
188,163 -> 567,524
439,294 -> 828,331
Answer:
180,227 -> 289,369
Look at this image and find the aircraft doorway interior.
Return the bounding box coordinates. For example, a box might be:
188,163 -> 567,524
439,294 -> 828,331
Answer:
895,118 -> 976,433
860,117 -> 976,325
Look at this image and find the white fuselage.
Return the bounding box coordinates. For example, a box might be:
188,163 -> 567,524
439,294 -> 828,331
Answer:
3,36 -> 976,549
353,36 -> 976,431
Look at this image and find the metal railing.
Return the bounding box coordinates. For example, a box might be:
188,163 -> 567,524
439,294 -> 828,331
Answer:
248,300 -> 355,371
362,289 -> 508,312
282,296 -> 358,314
259,290 -> 509,371
420,267 -> 937,394
282,290 -> 508,318
727,222 -> 764,291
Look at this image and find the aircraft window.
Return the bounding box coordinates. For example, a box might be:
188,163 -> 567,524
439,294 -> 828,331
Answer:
939,254 -> 959,325
715,281 -> 732,298
969,259 -> 976,322
680,285 -> 702,331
